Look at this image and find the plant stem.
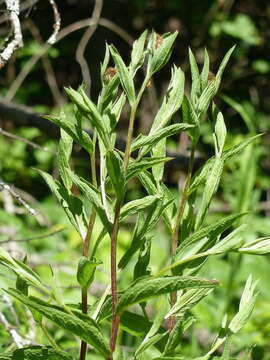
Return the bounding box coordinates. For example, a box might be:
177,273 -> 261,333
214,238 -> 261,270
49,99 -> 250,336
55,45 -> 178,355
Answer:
168,142 -> 196,330
79,139 -> 97,360
109,77 -> 150,357
40,322 -> 61,351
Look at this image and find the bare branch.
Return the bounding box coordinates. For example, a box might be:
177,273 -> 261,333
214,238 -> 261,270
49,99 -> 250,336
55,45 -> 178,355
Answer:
76,0 -> 104,96
0,0 -> 23,68
5,17 -> 134,101
47,0 -> 61,45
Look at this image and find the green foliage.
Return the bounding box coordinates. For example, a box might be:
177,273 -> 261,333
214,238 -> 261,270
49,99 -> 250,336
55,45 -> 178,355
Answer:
0,31 -> 269,360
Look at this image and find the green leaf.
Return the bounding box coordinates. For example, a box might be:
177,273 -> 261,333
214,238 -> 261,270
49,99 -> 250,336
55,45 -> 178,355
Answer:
200,48 -> 210,90
116,276 -> 218,313
100,43 -> 110,84
127,157 -> 173,181
165,288 -> 212,318
238,236 -> 270,255
166,213 -> 245,274
65,87 -> 110,148
197,80 -> 216,116
58,128 -> 73,191
215,46 -> 236,88
0,248 -> 46,293
214,110 -> 227,155
150,32 -> 178,75
222,134 -> 262,161
0,346 -> 73,360
189,48 -> 201,103
134,237 -> 151,281
109,45 -> 135,105
131,29 -> 148,74
44,113 -> 93,154
132,123 -> 192,152
67,170 -> 112,233
150,66 -> 185,133
195,157 -> 224,230
77,257 -> 102,290
120,195 -> 159,221
106,150 -> 125,200
120,311 -> 152,336
38,170 -> 88,238
5,289 -> 111,358
229,275 -> 257,333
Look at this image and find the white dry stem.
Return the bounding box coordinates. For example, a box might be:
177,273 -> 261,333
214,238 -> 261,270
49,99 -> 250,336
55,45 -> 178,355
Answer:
47,0 -> 61,44
0,180 -> 36,216
0,311 -> 30,347
0,0 -> 23,67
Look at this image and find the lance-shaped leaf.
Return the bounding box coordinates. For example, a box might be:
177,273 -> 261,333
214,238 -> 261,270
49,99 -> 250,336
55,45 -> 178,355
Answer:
106,150 -> 125,200
44,113 -> 93,154
132,123 -> 192,152
163,316 -> 195,356
67,169 -> 112,233
238,236 -> 270,255
195,157 -> 224,230
135,302 -> 168,357
131,29 -> 148,74
120,311 -> 152,336
189,47 -> 201,103
229,275 -> 257,333
120,195 -> 159,221
109,45 -> 135,105
58,128 -> 73,191
200,48 -> 210,90
0,248 -> 47,293
99,70 -> 120,112
197,80 -> 216,116
150,31 -> 178,75
0,346 -> 73,360
116,275 -> 218,313
5,289 -> 111,358
65,87 -> 110,148
215,46 -> 236,89
38,170 -> 88,238
77,257 -> 102,290
214,110 -> 227,156
165,288 -> 213,318
134,237 -> 152,281
127,157 -> 173,181
150,66 -> 185,133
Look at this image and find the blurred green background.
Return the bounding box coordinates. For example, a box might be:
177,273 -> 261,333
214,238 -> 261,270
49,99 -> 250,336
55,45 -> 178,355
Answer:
0,0 -> 270,358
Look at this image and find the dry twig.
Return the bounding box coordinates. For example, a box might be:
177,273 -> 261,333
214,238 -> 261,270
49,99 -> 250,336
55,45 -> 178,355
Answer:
47,0 -> 61,45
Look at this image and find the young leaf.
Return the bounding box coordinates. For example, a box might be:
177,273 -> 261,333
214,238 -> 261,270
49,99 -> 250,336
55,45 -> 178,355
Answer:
189,47 -> 201,103
195,157 -> 224,229
132,123 -> 192,152
120,195 -> 159,221
200,48 -> 210,90
127,157 -> 173,181
150,66 -> 185,133
67,169 -> 112,233
120,311 -> 152,336
214,110 -> 227,156
0,346 -> 73,360
197,80 -> 216,116
215,46 -> 236,88
5,289 -> 111,358
131,29 -> 148,74
229,275 -> 257,333
106,150 -> 125,200
44,113 -> 93,154
77,257 -> 102,290
38,170 -> 88,238
238,236 -> 270,255
133,237 -> 152,281
109,45 -> 135,105
58,128 -> 73,191
150,31 -> 178,75
116,275 -> 218,313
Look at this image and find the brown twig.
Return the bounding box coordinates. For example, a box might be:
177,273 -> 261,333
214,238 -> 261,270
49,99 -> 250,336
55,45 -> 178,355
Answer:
25,18 -> 65,106
0,227 -> 64,244
76,0 -> 104,96
0,126 -> 56,153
